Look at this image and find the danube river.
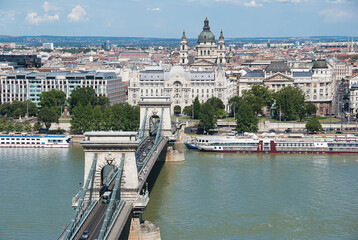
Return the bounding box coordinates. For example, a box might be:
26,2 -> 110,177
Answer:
0,145 -> 358,239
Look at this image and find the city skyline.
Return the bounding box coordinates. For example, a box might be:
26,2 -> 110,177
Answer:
0,0 -> 358,38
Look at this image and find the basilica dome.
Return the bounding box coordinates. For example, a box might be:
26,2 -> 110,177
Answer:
197,17 -> 216,44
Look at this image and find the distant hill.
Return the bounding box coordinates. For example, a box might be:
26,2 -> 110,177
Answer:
0,35 -> 355,48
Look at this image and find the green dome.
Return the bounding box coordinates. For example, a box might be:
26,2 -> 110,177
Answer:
197,18 -> 215,44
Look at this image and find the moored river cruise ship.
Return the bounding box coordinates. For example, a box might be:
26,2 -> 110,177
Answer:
0,134 -> 72,148
194,135 -> 358,154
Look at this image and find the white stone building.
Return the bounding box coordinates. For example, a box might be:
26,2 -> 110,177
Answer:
238,60 -> 336,115
349,76 -> 358,116
127,66 -> 231,114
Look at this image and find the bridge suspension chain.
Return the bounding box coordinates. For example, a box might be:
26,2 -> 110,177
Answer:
154,108 -> 164,144
97,154 -> 125,240
63,154 -> 98,240
138,108 -> 148,139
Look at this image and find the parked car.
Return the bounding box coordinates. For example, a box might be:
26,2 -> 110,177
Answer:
284,128 -> 292,133
336,131 -> 343,134
269,129 -> 276,133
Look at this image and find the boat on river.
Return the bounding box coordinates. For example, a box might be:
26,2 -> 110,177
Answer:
184,139 -> 198,149
0,134 -> 72,148
194,134 -> 358,154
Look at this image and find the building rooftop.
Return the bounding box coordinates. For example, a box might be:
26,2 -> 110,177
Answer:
265,61 -> 291,73
244,71 -> 264,78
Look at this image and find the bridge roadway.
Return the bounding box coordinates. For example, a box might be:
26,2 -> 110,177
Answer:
72,175 -> 117,240
71,136 -> 167,240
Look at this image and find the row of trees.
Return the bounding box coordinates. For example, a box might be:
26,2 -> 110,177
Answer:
229,85 -> 318,132
0,101 -> 38,118
71,103 -> 139,132
35,87 -> 110,131
0,119 -> 34,133
183,97 -> 226,133
0,86 -> 139,133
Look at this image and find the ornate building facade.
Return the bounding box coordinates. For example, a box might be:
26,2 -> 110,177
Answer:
127,66 -> 229,113
127,18 -> 233,114
180,17 -> 226,70
238,60 -> 336,115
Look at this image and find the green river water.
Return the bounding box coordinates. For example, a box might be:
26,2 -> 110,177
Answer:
0,145 -> 357,239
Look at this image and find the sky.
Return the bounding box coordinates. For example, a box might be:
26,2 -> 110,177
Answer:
0,0 -> 357,38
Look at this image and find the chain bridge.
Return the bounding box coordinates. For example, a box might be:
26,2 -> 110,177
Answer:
58,96 -> 183,240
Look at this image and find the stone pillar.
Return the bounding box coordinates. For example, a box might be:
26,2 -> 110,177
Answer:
80,131 -> 139,201
128,218 -> 161,240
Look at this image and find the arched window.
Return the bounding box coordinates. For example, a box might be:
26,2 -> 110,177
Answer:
182,45 -> 185,50
204,50 -> 206,55
208,50 -> 210,55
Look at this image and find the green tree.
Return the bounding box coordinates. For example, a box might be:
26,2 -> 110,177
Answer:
38,107 -> 59,130
25,101 -> 38,117
39,90 -> 66,115
183,105 -> 193,117
92,105 -> 103,131
23,120 -> 32,132
0,118 -> 8,132
68,87 -> 98,113
305,103 -> 318,116
206,97 -> 225,111
193,97 -> 201,119
13,108 -> 23,118
235,101 -> 259,132
0,103 -> 11,117
276,86 -> 305,121
199,103 -> 216,133
306,117 -> 322,133
14,121 -> 23,133
70,103 -> 94,132
243,85 -> 274,109
102,107 -> 113,130
243,95 -> 263,116
4,120 -> 14,133
33,122 -> 42,132
97,96 -> 110,107
228,96 -> 241,117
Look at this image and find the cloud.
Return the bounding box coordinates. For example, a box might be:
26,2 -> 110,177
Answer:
320,8 -> 353,22
25,11 -> 59,24
215,0 -> 238,2
146,7 -> 161,11
276,0 -> 305,3
0,10 -> 16,23
68,5 -> 87,22
42,2 -> 58,12
326,0 -> 349,3
244,0 -> 263,7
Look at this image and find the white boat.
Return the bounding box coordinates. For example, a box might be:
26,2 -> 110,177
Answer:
0,134 -> 72,148
195,134 -> 358,154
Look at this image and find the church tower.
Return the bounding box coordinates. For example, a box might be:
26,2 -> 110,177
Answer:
195,17 -> 217,64
217,29 -> 226,65
180,30 -> 189,65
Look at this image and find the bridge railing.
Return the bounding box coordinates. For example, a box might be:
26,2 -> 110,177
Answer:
138,136 -> 166,181
61,154 -> 98,240
97,153 -> 125,240
138,108 -> 148,139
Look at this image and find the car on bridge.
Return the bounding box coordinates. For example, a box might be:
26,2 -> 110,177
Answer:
80,230 -> 89,239
102,191 -> 112,204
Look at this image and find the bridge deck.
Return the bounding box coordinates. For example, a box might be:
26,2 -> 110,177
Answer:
106,202 -> 133,240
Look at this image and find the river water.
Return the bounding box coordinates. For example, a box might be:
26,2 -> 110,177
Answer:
0,145 -> 357,239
